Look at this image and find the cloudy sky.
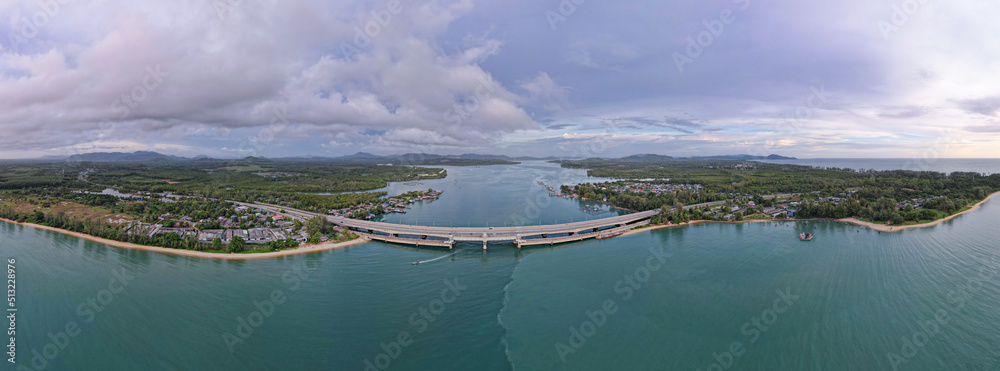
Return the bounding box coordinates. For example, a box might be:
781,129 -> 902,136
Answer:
1,0 -> 998,159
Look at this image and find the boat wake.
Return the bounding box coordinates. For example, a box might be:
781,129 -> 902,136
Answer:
412,252 -> 457,265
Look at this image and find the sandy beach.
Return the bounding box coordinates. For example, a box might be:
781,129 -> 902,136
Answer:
0,217 -> 370,260
3,190 -> 997,257
837,190 -> 1000,232
621,190 -> 1000,235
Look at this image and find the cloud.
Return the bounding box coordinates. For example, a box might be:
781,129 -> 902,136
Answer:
519,72 -> 569,112
965,121 -> 1000,133
955,96 -> 1000,117
603,116 -> 706,134
0,0 -> 537,157
878,106 -> 931,119
2,0 -> 1000,158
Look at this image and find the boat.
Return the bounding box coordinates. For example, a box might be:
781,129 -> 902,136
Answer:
799,233 -> 813,241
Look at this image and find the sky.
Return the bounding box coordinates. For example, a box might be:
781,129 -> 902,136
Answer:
1,0 -> 998,159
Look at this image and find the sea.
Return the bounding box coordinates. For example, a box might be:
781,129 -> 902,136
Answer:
2,159 -> 999,370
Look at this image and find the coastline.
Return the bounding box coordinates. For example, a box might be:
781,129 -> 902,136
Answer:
836,190 -> 1000,232
2,190 -> 997,257
0,217 -> 370,260
621,190 -> 1000,235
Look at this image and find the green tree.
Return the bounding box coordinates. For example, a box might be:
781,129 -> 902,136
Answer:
305,216 -> 329,237
212,238 -> 223,251
228,236 -> 246,253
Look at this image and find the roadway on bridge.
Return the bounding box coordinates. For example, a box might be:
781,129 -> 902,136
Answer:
237,201 -> 659,240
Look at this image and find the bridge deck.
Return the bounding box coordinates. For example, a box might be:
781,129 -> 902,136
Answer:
363,234 -> 453,248
237,202 -> 659,248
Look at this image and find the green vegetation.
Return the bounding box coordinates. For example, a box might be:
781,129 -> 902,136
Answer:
82,159 -> 443,194
0,157 -> 442,195
558,159 -> 1000,224
0,158 -> 452,252
0,205 -> 199,249
0,157 -> 450,220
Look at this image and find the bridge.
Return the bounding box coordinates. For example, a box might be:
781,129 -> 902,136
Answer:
235,202 -> 659,249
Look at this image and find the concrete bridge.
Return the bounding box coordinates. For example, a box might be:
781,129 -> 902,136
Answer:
237,202 -> 659,249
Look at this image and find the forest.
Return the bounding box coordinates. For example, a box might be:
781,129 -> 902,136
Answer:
557,159 -> 1000,224
0,158 -> 444,216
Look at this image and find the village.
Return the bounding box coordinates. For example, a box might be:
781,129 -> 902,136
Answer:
57,180 -> 958,247
327,189 -> 443,219
129,189 -> 444,245
557,180 -> 959,224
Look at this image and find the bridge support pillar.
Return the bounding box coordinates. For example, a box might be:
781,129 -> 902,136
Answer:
483,240 -> 487,250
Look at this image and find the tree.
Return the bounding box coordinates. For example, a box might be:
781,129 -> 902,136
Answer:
228,236 -> 246,253
293,220 -> 303,230
735,211 -> 744,221
305,216 -> 329,237
212,238 -> 223,251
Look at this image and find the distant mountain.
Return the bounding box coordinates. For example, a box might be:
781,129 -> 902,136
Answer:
64,151 -> 189,162
620,154 -> 676,162
688,154 -> 796,160
453,153 -> 513,160
38,151 -> 791,163
339,152 -> 382,160
765,154 -> 797,160
607,153 -> 795,161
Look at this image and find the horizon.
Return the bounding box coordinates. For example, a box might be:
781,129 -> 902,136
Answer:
4,2 -> 1000,370
5,150 -> 1000,161
3,1 -> 1000,159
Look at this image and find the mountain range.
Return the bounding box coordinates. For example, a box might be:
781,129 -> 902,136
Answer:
42,151 -> 795,162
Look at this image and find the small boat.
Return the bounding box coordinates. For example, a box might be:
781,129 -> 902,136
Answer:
412,262 -> 419,265
799,233 -> 813,241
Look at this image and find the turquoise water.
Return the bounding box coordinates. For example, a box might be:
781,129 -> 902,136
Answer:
2,160 -> 1000,370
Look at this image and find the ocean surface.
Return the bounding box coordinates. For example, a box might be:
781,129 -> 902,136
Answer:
2,159 -> 999,370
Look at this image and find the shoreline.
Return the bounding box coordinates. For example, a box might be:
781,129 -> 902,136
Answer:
3,190 -> 997,257
836,190 -> 1000,232
621,190 -> 1000,235
0,217 -> 370,260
